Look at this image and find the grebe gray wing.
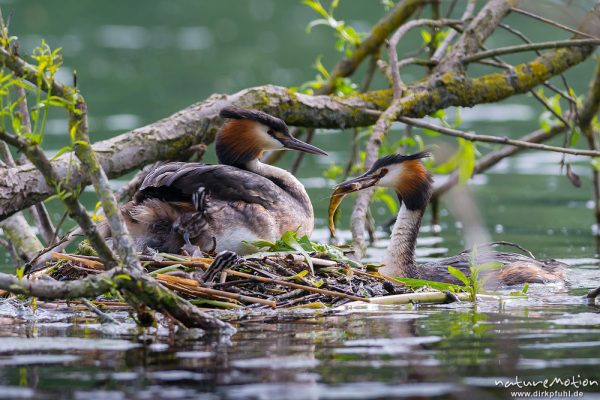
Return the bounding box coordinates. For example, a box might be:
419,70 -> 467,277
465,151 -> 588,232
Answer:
134,162 -> 281,208
420,251 -> 567,287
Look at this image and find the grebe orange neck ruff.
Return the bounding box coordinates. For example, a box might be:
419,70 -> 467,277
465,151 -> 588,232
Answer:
329,152 -> 567,287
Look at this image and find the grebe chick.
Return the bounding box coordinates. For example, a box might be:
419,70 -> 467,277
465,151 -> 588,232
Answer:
330,151 -> 567,287
120,107 -> 327,255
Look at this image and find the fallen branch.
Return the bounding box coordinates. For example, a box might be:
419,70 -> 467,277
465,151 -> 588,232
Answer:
1,4 -> 599,219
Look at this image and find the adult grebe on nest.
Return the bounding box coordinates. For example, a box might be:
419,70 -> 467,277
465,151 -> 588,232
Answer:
116,107 -> 327,254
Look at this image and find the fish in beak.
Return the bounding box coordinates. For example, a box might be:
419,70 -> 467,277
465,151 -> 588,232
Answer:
328,169 -> 387,237
279,136 -> 328,156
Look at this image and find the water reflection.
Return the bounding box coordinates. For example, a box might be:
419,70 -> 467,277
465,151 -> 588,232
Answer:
0,286 -> 596,398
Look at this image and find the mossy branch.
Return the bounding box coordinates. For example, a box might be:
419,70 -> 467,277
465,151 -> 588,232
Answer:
0,268 -> 232,330
0,129 -> 119,266
0,17 -> 599,220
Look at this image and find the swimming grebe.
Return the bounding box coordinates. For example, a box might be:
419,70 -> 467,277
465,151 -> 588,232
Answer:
329,151 -> 567,287
120,107 -> 327,254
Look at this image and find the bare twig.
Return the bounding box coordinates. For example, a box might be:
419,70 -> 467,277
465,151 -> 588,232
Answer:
435,0 -> 517,74
462,38 -> 600,64
431,0 -> 476,62
388,18 -> 462,93
224,269 -> 369,302
0,128 -> 119,267
320,0 -> 425,94
14,84 -> 56,245
398,117 -> 600,156
511,7 -> 600,40
432,123 -> 568,199
290,128 -> 314,175
80,298 -> 120,324
579,57 -> 600,225
1,28 -> 599,219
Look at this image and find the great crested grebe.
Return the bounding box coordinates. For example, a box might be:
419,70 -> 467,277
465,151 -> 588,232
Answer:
119,107 -> 327,254
330,151 -> 567,287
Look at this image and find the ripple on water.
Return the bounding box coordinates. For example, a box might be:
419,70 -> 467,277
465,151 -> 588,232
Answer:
0,354 -> 79,366
520,341 -> 600,350
0,337 -> 139,353
551,312 -> 600,326
0,386 -> 35,399
518,357 -> 600,369
336,336 -> 441,355
231,356 -> 319,370
222,382 -> 458,400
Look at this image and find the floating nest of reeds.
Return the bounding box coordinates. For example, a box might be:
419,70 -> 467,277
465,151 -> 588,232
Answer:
39,242 -> 412,310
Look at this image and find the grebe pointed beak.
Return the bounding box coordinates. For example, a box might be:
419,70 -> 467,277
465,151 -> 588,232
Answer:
333,169 -> 386,195
279,136 -> 328,156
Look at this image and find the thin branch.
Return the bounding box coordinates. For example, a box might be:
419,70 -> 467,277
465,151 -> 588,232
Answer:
530,89 -> 571,128
399,116 -> 600,156
0,268 -> 232,330
579,57 -> 600,225
435,0 -> 517,74
511,7 -> 600,40
320,0 -> 425,94
0,129 -> 119,266
431,0 -> 476,62
462,38 -> 600,64
388,18 -> 462,94
432,123 -> 568,199
1,25 -> 598,219
15,84 -> 56,245
498,22 -> 578,107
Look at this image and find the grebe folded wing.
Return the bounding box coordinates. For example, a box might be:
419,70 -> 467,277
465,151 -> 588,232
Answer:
134,162 -> 281,208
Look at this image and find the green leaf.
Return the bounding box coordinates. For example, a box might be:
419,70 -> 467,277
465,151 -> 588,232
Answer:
476,261 -> 502,271
550,94 -> 562,115
281,230 -> 314,273
313,56 -> 330,79
420,30 -> 432,44
394,277 -> 464,292
423,128 -> 440,137
453,108 -> 462,128
247,239 -> 276,249
447,266 -> 469,286
297,234 -> 316,252
323,163 -> 343,180
373,188 -> 398,214
303,0 -> 329,18
570,128 -> 580,146
50,146 -> 73,160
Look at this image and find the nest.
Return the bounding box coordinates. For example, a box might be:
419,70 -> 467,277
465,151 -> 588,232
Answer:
42,247 -> 410,310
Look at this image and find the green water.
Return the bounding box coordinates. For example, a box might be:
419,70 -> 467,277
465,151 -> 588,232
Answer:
0,0 -> 599,398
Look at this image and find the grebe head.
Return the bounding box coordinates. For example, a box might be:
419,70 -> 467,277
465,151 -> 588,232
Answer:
333,151 -> 433,210
217,107 -> 327,167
